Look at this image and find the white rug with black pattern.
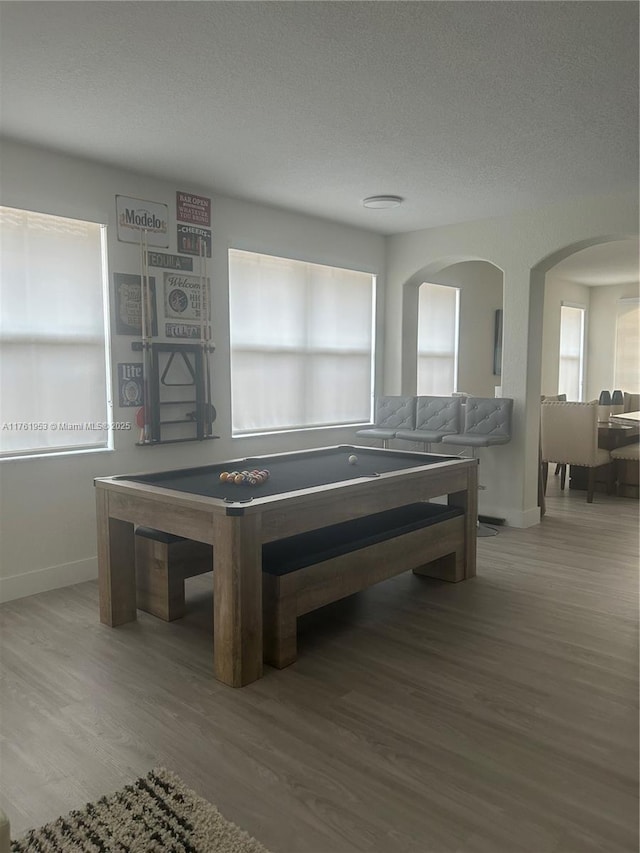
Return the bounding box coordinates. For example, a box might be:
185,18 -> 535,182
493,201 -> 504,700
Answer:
11,768 -> 272,853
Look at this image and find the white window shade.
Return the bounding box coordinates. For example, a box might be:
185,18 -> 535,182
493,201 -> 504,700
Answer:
229,250 -> 375,434
558,304 -> 585,401
417,282 -> 459,395
614,298 -> 640,393
0,207 -> 111,457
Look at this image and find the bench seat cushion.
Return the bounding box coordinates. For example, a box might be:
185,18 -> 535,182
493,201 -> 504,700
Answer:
262,502 -> 463,576
136,526 -> 187,544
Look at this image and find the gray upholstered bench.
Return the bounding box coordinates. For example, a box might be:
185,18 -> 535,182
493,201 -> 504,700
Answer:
135,502 -> 466,667
261,501 -> 465,668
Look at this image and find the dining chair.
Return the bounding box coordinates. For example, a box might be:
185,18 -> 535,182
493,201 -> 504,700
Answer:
540,394 -> 567,480
540,400 -> 611,503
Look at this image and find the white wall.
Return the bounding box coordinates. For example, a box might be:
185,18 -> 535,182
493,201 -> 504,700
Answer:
541,277 -> 640,402
541,276 -> 590,398
587,282 -> 640,400
385,192 -> 638,527
1,139 -> 638,599
0,140 -> 386,602
425,261 -> 503,397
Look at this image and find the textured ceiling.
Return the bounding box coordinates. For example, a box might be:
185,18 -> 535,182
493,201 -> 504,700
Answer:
0,1 -> 638,235
549,239 -> 640,287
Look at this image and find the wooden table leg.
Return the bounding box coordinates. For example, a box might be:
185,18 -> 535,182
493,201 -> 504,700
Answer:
447,463 -> 478,579
96,488 -> 137,626
213,513 -> 263,687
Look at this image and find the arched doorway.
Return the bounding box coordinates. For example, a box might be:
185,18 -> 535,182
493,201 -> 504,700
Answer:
529,235 -> 639,511
401,258 -> 504,396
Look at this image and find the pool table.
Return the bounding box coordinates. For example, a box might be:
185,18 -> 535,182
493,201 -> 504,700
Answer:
95,445 -> 478,687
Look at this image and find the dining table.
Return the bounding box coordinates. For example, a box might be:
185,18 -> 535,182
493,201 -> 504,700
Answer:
568,412 -> 640,492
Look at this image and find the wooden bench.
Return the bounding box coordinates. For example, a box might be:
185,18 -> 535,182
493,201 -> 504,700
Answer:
135,501 -> 467,665
135,529 -> 212,621
261,502 -> 465,668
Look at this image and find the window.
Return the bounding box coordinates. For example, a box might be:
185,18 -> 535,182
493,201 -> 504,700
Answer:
228,250 -> 375,434
0,207 -> 111,458
558,303 -> 585,401
417,282 -> 459,395
614,298 -> 640,393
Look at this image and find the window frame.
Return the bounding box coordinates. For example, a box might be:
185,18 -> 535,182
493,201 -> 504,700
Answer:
613,296 -> 640,394
228,248 -> 377,436
558,301 -> 586,402
0,206 -> 113,461
416,281 -> 460,396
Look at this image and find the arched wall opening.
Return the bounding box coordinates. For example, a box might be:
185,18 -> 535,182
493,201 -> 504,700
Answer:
401,257 -> 504,397
538,237 -> 640,402
528,234 -> 637,404
525,233 -> 638,510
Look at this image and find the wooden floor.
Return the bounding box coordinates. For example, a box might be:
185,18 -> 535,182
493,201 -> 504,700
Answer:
1,479 -> 638,852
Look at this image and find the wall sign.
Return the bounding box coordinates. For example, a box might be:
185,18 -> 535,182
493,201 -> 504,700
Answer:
116,195 -> 169,247
177,191 -> 211,227
166,322 -> 201,339
114,272 -> 158,336
164,272 -> 208,321
146,250 -> 193,272
177,224 -> 211,257
118,363 -> 144,407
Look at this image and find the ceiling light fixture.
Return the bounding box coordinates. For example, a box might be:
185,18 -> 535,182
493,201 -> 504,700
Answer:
362,195 -> 404,209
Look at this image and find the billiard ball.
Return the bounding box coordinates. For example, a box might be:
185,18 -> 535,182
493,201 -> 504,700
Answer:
219,472 -> 229,482
234,473 -> 244,484
348,454 -> 358,465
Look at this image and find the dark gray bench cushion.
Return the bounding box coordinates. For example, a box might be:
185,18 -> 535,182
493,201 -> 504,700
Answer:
262,502 -> 463,576
135,526 -> 187,544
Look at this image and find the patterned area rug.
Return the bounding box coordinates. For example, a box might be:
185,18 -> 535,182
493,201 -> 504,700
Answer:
11,768 -> 272,852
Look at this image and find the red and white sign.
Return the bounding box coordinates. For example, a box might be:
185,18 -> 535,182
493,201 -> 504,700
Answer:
176,191 -> 211,227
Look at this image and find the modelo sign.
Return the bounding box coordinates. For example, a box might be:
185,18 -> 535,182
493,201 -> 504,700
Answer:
116,195 -> 169,247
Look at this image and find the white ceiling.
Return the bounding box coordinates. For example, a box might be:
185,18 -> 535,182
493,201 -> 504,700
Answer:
549,239 -> 640,287
0,1 -> 638,235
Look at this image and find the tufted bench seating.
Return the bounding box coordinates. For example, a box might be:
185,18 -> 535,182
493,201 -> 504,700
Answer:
394,395 -> 463,451
446,397 -> 513,450
610,442 -> 640,498
135,501 -> 466,666
355,395 -> 417,447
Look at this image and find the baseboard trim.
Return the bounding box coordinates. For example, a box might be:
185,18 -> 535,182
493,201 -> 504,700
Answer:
505,506 -> 541,528
479,504 -> 541,529
0,556 -> 98,604
478,514 -> 506,526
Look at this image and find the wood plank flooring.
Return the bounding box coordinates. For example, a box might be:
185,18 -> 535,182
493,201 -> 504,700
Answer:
1,479 -> 638,852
